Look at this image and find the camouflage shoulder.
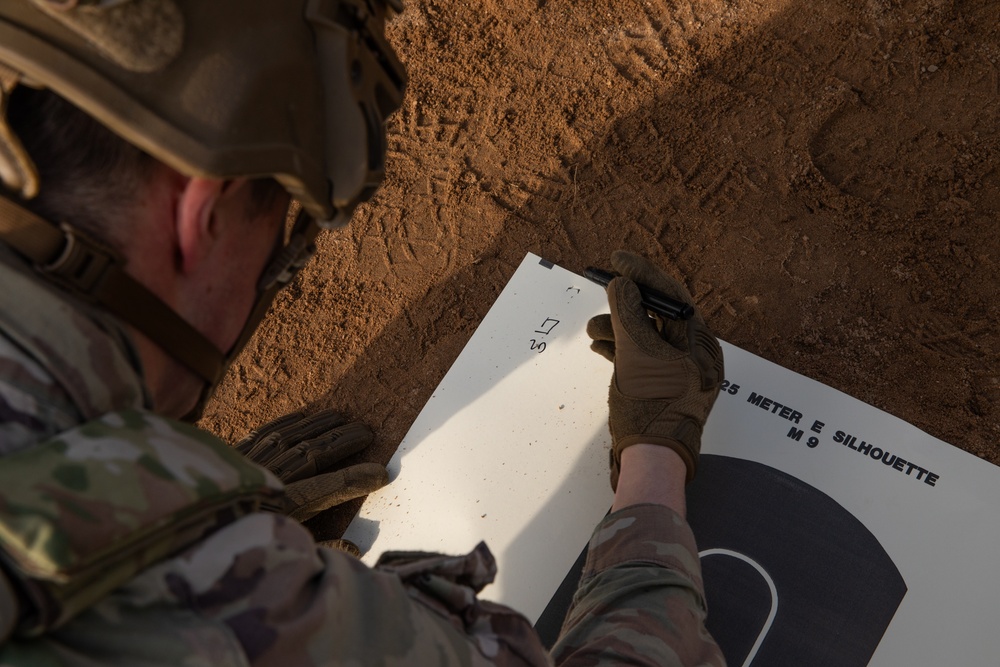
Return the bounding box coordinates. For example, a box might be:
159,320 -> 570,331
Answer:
0,409 -> 282,635
0,253 -> 148,427
0,332 -> 81,455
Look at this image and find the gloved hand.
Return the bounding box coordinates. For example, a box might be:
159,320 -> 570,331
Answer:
587,251 -> 724,489
236,409 -> 389,524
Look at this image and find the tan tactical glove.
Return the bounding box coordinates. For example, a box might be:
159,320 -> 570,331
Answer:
237,409 -> 389,524
587,251 -> 724,489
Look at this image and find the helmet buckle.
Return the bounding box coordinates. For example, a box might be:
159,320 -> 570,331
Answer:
40,222 -> 118,296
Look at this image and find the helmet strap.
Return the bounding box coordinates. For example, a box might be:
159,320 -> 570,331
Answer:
0,195 -> 329,422
181,208 -> 322,420
0,194 -> 225,386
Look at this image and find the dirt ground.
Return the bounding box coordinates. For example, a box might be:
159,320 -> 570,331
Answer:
202,0 -> 1000,540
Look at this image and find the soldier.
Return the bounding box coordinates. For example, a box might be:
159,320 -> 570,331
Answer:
0,1 -> 726,665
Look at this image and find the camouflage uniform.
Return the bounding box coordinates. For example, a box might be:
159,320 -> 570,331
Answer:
0,249 -> 724,666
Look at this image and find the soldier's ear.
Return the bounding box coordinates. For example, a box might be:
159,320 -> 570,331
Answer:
174,177 -> 225,274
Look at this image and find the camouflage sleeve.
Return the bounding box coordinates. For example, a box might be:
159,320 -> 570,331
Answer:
549,504 -> 726,667
95,511 -> 553,667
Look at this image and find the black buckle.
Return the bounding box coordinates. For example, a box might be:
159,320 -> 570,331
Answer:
258,234 -> 315,291
39,223 -> 118,296
258,209 -> 322,291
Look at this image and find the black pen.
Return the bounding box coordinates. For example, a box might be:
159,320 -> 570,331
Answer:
584,267 -> 695,320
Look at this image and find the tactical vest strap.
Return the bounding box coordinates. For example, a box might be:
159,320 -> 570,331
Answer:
0,195 -> 226,384
0,409 -> 283,636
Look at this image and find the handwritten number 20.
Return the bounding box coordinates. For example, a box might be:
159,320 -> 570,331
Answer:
529,339 -> 547,353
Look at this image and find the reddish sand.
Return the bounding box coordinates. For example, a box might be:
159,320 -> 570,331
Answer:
203,0 -> 1000,539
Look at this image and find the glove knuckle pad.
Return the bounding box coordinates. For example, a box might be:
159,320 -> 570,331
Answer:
691,326 -> 724,391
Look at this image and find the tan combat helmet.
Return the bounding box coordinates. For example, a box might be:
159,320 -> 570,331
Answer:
0,0 -> 406,398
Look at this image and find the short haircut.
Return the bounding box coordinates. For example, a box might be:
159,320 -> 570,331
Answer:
6,86 -> 286,253
7,86 -> 152,251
